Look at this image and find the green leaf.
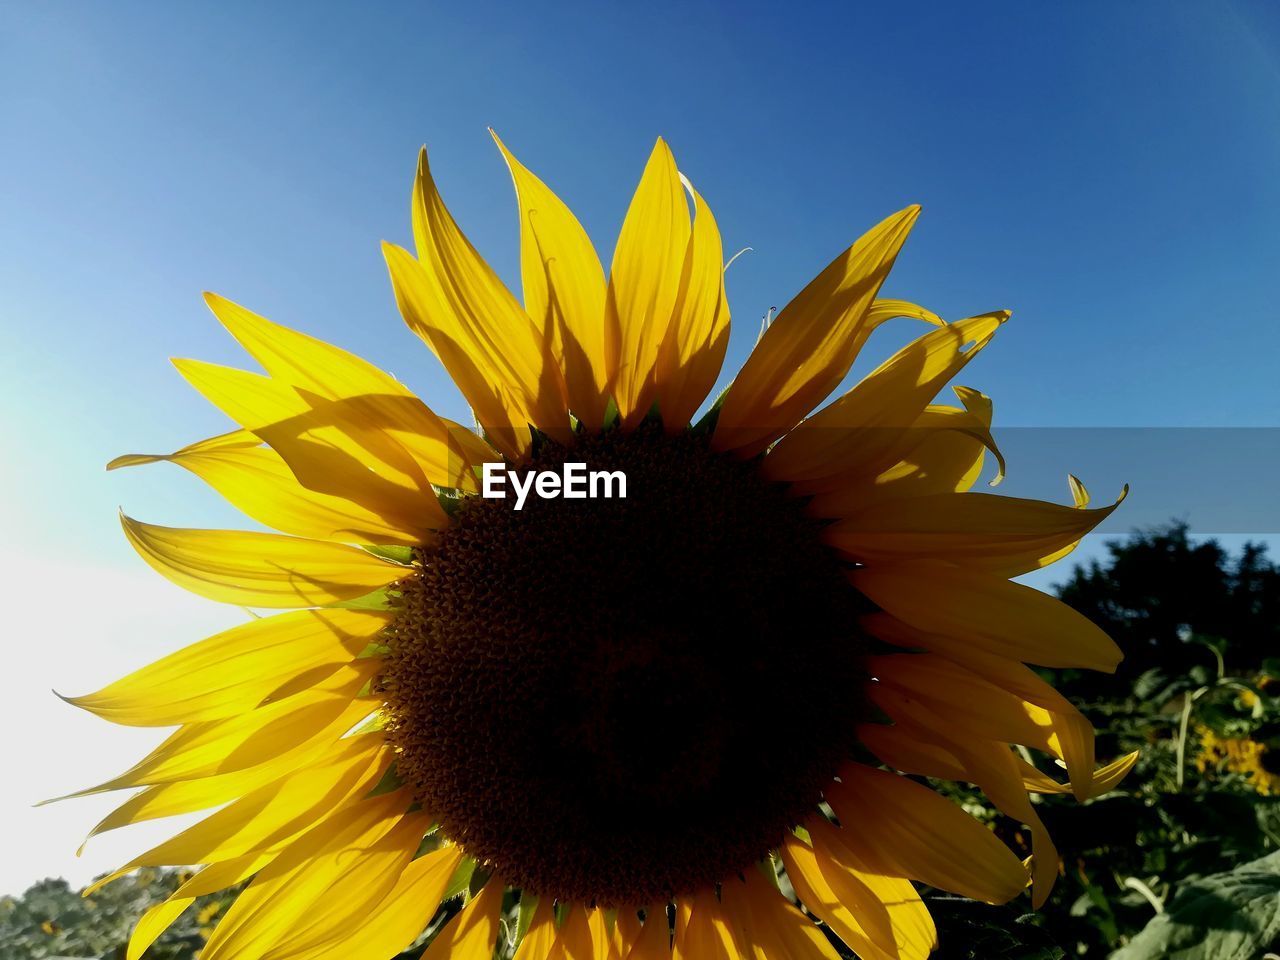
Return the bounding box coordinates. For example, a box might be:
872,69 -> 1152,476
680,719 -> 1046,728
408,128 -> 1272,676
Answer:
1111,851 -> 1280,960
926,898 -> 1066,959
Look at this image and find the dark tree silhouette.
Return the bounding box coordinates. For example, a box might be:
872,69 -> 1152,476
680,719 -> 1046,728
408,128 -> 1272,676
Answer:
1053,522 -> 1280,697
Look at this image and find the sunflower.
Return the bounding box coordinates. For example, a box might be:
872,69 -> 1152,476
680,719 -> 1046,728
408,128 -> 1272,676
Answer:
1196,726 -> 1280,796
62,134 -> 1137,960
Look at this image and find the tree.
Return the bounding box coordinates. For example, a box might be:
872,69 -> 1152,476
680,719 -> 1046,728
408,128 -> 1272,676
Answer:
1053,522 -> 1280,698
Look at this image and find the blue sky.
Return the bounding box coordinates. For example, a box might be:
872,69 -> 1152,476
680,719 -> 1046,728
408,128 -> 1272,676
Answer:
2,1 -> 1279,891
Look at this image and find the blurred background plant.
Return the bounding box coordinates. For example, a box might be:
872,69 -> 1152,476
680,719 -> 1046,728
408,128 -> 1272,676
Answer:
4,522 -> 1277,960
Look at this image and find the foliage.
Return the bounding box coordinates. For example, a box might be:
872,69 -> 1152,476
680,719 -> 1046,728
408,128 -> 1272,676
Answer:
1111,851 -> 1280,960
0,869 -> 240,960
936,524 -> 1280,958
5,524 -> 1279,959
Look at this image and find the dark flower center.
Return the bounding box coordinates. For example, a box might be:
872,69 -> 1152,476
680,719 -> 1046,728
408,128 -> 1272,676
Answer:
382,424 -> 871,906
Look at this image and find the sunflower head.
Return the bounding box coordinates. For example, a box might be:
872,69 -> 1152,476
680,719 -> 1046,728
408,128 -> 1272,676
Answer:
65,134 -> 1134,960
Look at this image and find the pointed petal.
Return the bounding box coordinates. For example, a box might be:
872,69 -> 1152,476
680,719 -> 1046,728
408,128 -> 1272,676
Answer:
763,312 -> 1006,486
801,819 -> 937,959
805,389 -> 1003,517
859,724 -> 1059,907
868,654 -> 1074,770
672,890 -> 739,960
173,358 -> 448,534
654,179 -> 730,430
288,846 -> 465,960
399,148 -> 571,452
628,902 -> 674,960
865,612 -> 1099,795
294,849 -> 465,960
864,299 -> 944,330
120,515 -> 403,607
779,832 -> 899,960
109,735 -> 389,872
825,764 -> 1029,904
824,482 -> 1127,578
78,728 -> 384,843
1017,750 -> 1139,798
493,131 -> 610,430
514,896 -> 559,960
63,608 -> 390,726
605,138 -> 691,427
113,431 -> 429,546
198,296 -> 496,489
852,560 -> 1123,672
125,856 -> 268,960
420,879 -> 505,960
720,867 -> 840,960
199,794 -> 425,960
80,662 -> 380,793
712,206 -> 920,456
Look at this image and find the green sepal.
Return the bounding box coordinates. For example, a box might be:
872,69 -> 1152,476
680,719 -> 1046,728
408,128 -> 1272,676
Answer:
433,485 -> 470,517
442,858 -> 477,903
515,892 -> 539,947
691,384 -> 731,435
602,397 -> 621,431
366,763 -> 405,798
328,586 -> 397,611
362,545 -> 415,565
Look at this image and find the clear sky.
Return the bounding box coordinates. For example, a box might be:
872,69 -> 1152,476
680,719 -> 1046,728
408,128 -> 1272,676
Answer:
2,1 -> 1279,894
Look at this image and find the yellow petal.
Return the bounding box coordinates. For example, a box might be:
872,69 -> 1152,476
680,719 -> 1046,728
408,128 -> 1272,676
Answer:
720,867 -> 840,960
851,559 -> 1122,672
514,897 -> 558,960
860,723 -> 1059,907
125,856 -> 268,960
121,515 -> 403,607
84,661 -> 380,792
615,908 -> 643,959
204,292 -> 493,488
109,734 -> 390,873
864,299 -> 945,331
801,819 -> 938,958
763,312 -> 1006,487
420,878 -> 505,960
76,728 -> 384,849
805,389 -> 1003,517
549,905 -> 589,960
400,147 -> 571,453
200,794 -> 425,960
1018,750 -> 1139,798
672,890 -> 739,960
108,429 -> 260,470
128,899 -> 194,960
779,833 -> 897,960
712,206 -> 920,457
654,179 -> 730,431
297,845 -> 465,960
865,613 -> 1099,796
111,431 -> 429,546
628,903 -> 674,960
869,655 -> 1072,767
492,130 -> 610,430
173,358 -> 448,534
64,608 -> 390,726
825,764 -> 1029,904
824,481 -> 1127,577
605,138 -> 691,428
